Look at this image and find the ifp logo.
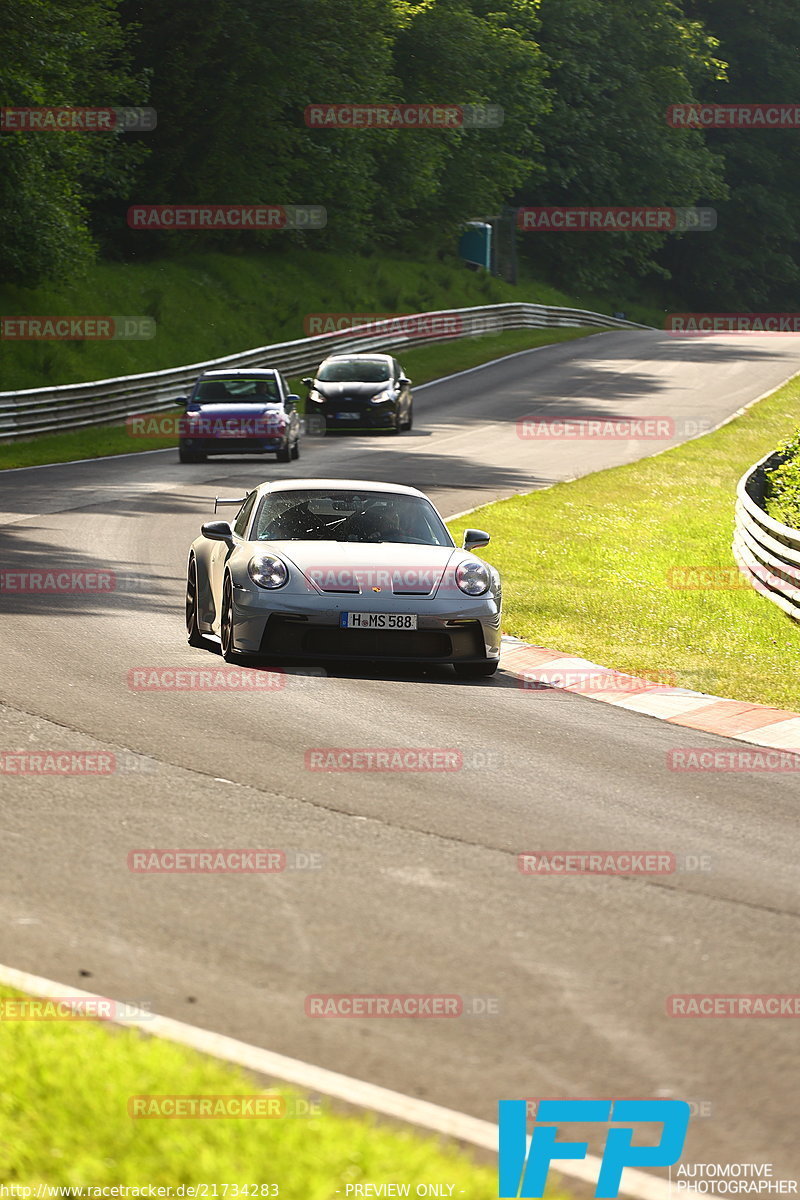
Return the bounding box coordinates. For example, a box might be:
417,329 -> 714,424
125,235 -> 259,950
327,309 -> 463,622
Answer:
498,1099 -> 690,1198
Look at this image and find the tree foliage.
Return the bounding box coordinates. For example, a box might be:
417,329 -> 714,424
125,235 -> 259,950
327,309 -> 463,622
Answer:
1,0 -> 799,310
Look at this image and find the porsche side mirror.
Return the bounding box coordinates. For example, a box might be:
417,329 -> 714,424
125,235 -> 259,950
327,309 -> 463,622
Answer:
201,520 -> 234,542
463,528 -> 490,551
286,394 -> 300,407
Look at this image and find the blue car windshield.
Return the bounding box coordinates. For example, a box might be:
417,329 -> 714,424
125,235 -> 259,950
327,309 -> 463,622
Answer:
195,377 -> 281,403
253,490 -> 452,546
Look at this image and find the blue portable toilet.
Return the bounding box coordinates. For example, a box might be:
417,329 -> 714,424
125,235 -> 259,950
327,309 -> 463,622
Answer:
459,221 -> 492,270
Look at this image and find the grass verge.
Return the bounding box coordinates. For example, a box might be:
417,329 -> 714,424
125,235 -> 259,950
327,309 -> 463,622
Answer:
0,986 -> 569,1198
448,374 -> 800,711
0,327 -> 600,471
0,246 -> 659,393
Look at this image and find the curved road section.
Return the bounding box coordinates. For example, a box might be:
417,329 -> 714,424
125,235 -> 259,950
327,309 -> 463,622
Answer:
1,330 -> 799,1180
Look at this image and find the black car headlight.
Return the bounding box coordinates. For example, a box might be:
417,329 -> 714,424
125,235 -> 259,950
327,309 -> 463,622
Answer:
308,390 -> 325,403
248,554 -> 289,589
369,390 -> 393,405
455,560 -> 491,596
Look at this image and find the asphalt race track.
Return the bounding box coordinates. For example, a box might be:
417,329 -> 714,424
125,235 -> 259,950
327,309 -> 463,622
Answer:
2,329 -> 800,1180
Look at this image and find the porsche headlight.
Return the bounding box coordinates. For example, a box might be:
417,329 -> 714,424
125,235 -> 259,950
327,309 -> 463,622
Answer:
455,560 -> 490,596
248,554 -> 288,588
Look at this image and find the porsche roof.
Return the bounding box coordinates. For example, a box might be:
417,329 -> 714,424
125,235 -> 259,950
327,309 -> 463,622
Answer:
256,478 -> 426,498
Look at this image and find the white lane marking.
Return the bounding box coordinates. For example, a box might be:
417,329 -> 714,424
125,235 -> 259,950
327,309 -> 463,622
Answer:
0,961 -> 674,1200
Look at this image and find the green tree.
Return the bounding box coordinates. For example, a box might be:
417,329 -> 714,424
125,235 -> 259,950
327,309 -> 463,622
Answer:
0,0 -> 146,284
381,0 -> 548,246
516,0 -> 725,294
117,0 -> 398,253
666,0 -> 800,309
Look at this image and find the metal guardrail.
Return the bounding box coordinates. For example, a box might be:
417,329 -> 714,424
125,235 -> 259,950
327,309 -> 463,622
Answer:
733,448 -> 800,621
0,302 -> 650,440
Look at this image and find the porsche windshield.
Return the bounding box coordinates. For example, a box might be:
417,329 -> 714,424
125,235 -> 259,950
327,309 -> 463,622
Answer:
316,359 -> 391,383
253,490 -> 452,545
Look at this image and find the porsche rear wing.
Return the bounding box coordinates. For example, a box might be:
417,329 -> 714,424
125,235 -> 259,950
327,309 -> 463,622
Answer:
214,495 -> 246,513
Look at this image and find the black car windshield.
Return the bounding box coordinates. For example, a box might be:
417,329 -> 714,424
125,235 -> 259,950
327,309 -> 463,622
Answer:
316,359 -> 391,383
195,376 -> 281,403
253,490 -> 452,545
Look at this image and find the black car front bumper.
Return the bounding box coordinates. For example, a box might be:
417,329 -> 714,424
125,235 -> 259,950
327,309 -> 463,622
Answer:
311,403 -> 397,431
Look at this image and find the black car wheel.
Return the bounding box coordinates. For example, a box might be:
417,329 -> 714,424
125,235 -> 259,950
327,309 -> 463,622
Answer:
402,403 -> 413,431
276,440 -> 292,462
291,436 -> 300,460
220,575 -> 238,661
185,557 -> 205,647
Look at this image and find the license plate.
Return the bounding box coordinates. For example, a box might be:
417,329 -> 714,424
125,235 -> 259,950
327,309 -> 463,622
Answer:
340,612 -> 418,630
336,412 -> 360,420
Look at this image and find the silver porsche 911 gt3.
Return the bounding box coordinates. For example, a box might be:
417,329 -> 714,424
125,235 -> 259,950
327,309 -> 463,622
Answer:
186,479 -> 501,677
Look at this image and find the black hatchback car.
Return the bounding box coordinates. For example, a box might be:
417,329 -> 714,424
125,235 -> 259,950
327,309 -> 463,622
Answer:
303,353 -> 413,434
176,368 -> 301,463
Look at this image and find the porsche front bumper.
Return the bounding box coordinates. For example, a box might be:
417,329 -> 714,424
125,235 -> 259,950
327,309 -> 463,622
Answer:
228,582 -> 501,663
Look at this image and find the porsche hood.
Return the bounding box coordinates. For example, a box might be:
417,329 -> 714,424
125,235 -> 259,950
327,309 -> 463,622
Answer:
250,540 -> 474,597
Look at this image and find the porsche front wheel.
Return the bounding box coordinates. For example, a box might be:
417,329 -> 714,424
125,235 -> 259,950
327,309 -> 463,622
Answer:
220,575 -> 239,661
185,557 -> 205,647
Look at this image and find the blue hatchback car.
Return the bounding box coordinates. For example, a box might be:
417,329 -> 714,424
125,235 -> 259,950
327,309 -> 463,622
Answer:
177,368 -> 302,463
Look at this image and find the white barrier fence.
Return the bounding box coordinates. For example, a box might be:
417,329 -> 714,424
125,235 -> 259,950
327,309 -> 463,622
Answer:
0,302 -> 650,441
733,448 -> 800,621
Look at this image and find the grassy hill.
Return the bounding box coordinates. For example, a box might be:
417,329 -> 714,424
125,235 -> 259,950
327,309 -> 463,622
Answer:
0,248 -> 661,392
